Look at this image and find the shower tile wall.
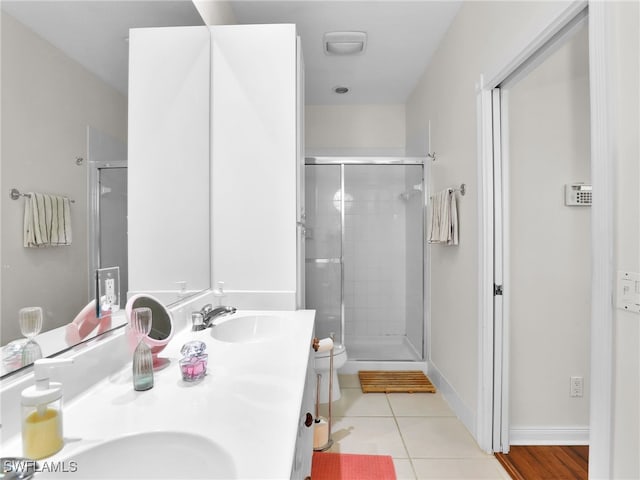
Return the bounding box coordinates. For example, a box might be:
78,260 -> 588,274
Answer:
343,166 -> 407,341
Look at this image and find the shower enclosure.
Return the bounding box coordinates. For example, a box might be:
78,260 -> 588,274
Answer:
305,157 -> 425,361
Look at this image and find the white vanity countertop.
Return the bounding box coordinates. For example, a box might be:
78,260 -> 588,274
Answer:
2,309 -> 316,479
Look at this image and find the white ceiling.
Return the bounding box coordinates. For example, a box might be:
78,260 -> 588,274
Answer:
230,1 -> 462,105
1,1 -> 204,95
2,0 -> 462,105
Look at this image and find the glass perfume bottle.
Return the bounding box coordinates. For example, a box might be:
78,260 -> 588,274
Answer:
179,341 -> 208,382
131,307 -> 154,391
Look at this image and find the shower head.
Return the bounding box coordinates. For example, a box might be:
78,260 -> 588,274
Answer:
399,183 -> 423,201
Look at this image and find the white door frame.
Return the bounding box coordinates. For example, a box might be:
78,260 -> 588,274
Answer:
477,1 -> 615,477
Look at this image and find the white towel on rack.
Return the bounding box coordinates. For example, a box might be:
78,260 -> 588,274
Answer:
24,192 -> 73,247
428,188 -> 458,246
428,190 -> 443,242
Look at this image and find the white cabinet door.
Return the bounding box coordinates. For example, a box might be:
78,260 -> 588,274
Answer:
128,26 -> 211,302
210,24 -> 300,310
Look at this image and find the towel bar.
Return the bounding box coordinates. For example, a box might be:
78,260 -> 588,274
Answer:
10,188 -> 75,203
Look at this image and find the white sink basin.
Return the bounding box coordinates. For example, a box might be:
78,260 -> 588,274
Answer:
211,315 -> 285,343
37,431 -> 236,479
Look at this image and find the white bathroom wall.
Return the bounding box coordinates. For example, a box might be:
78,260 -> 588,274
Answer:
405,0 -> 589,434
306,104 -> 406,156
610,2 -> 640,477
210,24 -> 299,309
407,2 -> 640,474
507,26 -> 591,438
1,13 -> 127,342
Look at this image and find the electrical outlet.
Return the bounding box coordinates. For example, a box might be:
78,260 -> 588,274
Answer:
105,278 -> 116,305
570,376 -> 584,397
96,266 -> 120,317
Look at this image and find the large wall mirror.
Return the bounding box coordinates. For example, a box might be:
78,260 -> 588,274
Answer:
1,1 -> 208,378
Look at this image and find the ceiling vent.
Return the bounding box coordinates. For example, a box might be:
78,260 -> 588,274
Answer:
323,31 -> 367,56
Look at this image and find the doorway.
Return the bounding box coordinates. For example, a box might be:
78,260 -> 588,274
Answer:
95,166 -> 128,308
478,3 -> 616,476
485,7 -> 593,457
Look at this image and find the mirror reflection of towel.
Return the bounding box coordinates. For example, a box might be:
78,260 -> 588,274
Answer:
23,192 -> 73,247
428,188 -> 458,246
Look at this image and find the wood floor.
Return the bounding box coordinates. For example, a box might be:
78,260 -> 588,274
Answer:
495,446 -> 589,480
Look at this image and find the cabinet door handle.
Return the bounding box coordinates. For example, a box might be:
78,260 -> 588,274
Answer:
304,412 -> 313,427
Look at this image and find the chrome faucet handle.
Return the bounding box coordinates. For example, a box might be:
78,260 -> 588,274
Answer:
191,312 -> 205,331
200,304 -> 213,315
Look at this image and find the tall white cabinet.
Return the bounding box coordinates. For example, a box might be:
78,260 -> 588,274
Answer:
128,26 -> 212,301
128,24 -> 311,479
129,24 -> 305,310
210,24 -> 303,310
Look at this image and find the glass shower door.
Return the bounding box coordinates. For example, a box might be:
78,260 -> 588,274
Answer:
304,165 -> 343,344
343,164 -> 424,361
305,161 -> 424,361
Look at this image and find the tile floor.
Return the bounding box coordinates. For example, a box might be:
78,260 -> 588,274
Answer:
318,375 -> 511,480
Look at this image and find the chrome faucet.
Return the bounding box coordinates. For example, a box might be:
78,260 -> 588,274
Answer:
191,304 -> 237,331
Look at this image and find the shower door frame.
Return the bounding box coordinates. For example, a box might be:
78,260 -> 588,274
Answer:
305,156 -> 427,360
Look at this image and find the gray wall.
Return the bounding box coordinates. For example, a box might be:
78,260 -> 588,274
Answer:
1,13 -> 127,344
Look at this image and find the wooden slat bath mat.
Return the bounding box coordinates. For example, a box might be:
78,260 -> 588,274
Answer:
358,370 -> 436,393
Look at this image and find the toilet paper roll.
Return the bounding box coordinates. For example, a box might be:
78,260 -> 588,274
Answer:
313,417 -> 329,449
316,337 -> 334,353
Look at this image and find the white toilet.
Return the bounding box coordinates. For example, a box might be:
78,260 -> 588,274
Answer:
315,344 -> 347,403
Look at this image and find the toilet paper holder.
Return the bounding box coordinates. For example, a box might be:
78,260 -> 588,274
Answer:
313,334 -> 334,451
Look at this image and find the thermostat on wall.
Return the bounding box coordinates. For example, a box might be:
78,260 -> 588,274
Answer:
564,183 -> 592,206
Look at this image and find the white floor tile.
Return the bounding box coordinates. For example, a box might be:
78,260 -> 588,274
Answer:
393,458 -> 417,480
412,458 -> 512,479
319,387 -> 392,417
338,374 -> 361,389
324,375 -> 514,479
397,417 -> 487,459
387,392 -> 455,417
328,416 -> 409,458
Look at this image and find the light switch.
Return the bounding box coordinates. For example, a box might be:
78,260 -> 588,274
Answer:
617,271 -> 640,314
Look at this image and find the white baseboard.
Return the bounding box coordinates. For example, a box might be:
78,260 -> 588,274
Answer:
510,426 -> 590,445
427,361 -> 476,439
